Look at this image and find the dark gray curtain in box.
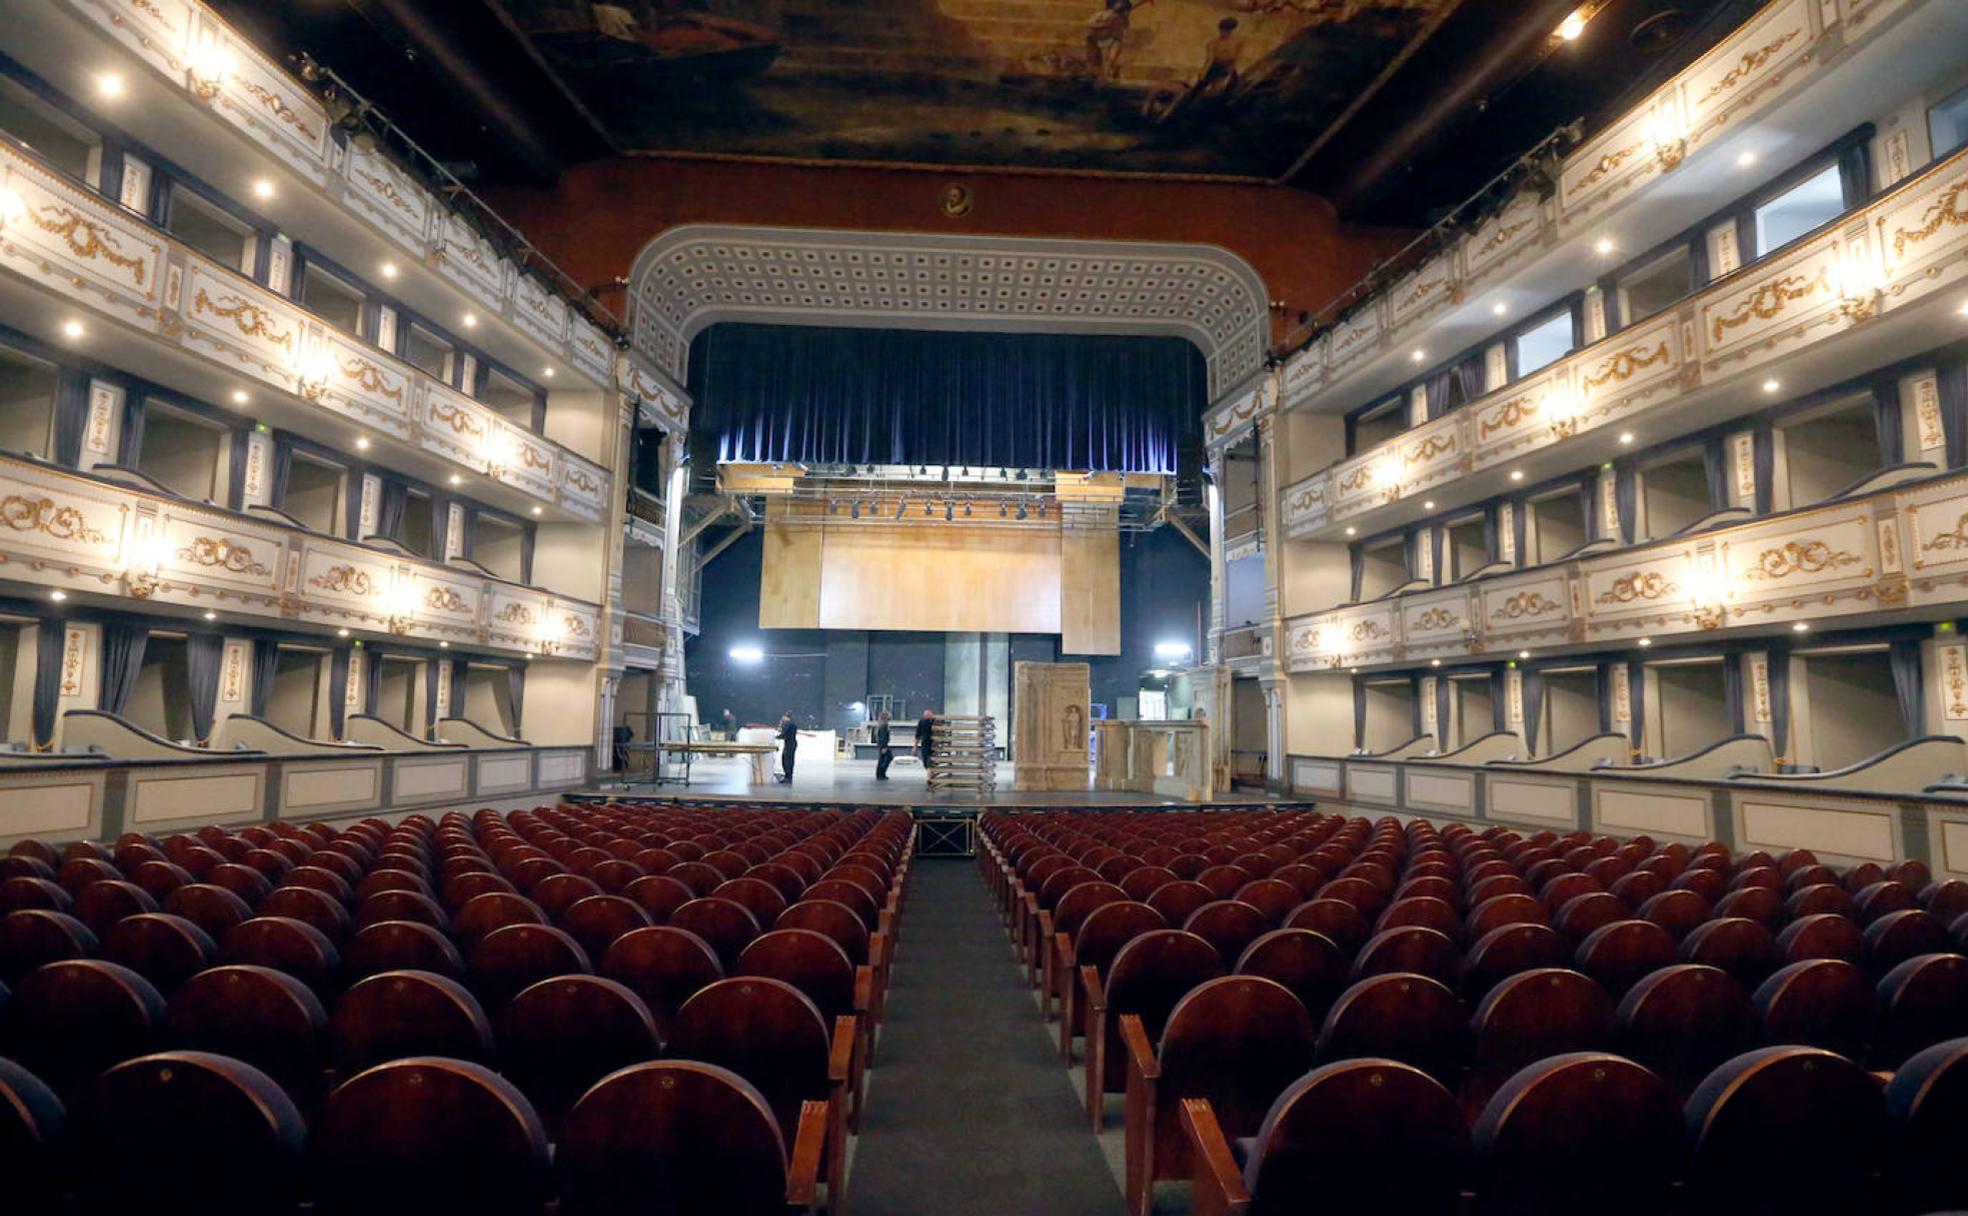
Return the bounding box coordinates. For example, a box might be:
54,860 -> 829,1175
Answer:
1768,647 -> 1793,765
1434,678 -> 1451,750
1614,463 -> 1638,544
1724,655 -> 1746,734
1753,420 -> 1777,514
1873,380 -> 1905,467
430,495 -> 451,562
1482,508 -> 1500,565
1596,662 -> 1617,735
268,439 -> 293,509
1703,438 -> 1729,510
376,481 -> 407,542
1491,669 -> 1511,735
52,371 -> 90,468
1432,527 -> 1447,586
117,395 -> 147,466
1424,367 -> 1459,420
1410,677 -> 1424,740
520,527 -> 536,584
98,622 -> 148,717
1891,639 -> 1925,737
1352,678 -> 1366,751
1941,362 -> 1968,469
249,638 -> 279,717
1351,543 -> 1368,602
1511,501 -> 1529,568
328,647 -> 352,739
1582,480 -> 1602,542
185,633 -> 223,744
226,429 -> 250,510
1456,358 -> 1487,407
33,620 -> 64,749
690,322 -> 1204,474
1521,668 -> 1546,756
1626,661 -> 1647,757
363,650 -> 384,718
424,658 -> 442,737
506,665 -> 526,735
456,510 -> 478,563
450,658 -> 471,718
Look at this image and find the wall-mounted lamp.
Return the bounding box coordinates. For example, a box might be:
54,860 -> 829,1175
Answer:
1641,102 -> 1686,172
0,188 -> 23,231
187,41 -> 235,102
1833,249 -> 1882,324
296,345 -> 335,402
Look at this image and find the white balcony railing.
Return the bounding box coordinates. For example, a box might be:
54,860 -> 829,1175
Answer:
0,451 -> 601,660
1281,458 -> 1968,672
0,135 -> 610,522
1277,133 -> 1968,541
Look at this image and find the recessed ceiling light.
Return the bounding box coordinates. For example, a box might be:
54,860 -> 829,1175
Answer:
231,390 -> 249,405
530,505 -> 543,516
380,262 -> 398,280
439,640 -> 449,648
1791,621 -> 1810,632
1431,658 -> 1442,667
1638,637 -> 1653,648
1763,379 -> 1781,393
354,437 -> 370,451
1509,470 -> 1524,481
48,590 -> 65,602
1518,650 -> 1530,659
1594,237 -> 1615,256
97,73 -> 124,98
1557,10 -> 1587,40
461,313 -> 478,328
1344,526 -> 1356,536
542,368 -> 554,379
1492,302 -> 1508,316
60,320 -> 83,339
1410,349 -> 1426,363
448,473 -> 463,485
336,628 -> 350,638
1736,151 -> 1757,168
1618,431 -> 1634,444
202,611 -> 217,621
1423,500 -> 1435,509
1960,300 -> 1968,316
251,179 -> 274,200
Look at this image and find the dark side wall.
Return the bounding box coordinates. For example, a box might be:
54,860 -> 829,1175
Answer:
682,524 -> 1207,729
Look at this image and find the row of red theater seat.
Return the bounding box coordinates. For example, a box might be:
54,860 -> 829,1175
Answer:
0,800 -> 914,1215
979,809 -> 1968,1216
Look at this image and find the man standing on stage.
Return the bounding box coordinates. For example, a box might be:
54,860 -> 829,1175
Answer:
718,707 -> 738,741
916,709 -> 937,778
874,710 -> 895,781
776,711 -> 798,784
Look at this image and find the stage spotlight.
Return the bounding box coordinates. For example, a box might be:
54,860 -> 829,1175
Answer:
729,644 -> 764,663
1154,641 -> 1193,660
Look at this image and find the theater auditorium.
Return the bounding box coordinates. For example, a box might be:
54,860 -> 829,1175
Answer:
1,0 -> 1967,1211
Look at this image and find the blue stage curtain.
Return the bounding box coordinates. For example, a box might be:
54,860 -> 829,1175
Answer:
268,439 -> 293,509
1724,655 -> 1745,734
117,395 -> 147,466
1942,361 -> 1968,469
1891,639 -> 1925,736
1768,647 -> 1793,766
98,622 -> 148,717
1703,438 -> 1729,510
506,665 -> 526,735
1596,662 -> 1616,734
1521,667 -> 1545,756
1352,678 -> 1366,751
185,633 -> 223,744
688,323 -> 1203,473
1511,500 -> 1529,568
363,651 -> 384,717
1873,379 -> 1904,466
1491,667 -> 1510,735
1614,464 -> 1638,544
250,638 -> 279,718
376,481 -> 407,543
1350,542 -> 1366,602
328,647 -> 351,739
1434,678 -> 1451,750
1626,661 -> 1647,758
424,658 -> 441,737
53,371 -> 90,468
1410,677 -> 1424,740
1753,420 -> 1777,513
33,620 -> 64,749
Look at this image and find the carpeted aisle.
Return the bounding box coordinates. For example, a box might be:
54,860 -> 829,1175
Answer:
846,859 -> 1129,1216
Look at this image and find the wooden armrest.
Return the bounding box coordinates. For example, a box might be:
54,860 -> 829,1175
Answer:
1080,964 -> 1105,1013
829,1014 -> 856,1083
1181,1098 -> 1252,1216
1120,1014 -> 1159,1084
1054,932 -> 1073,969
854,965 -> 873,1014
785,1099 -> 829,1213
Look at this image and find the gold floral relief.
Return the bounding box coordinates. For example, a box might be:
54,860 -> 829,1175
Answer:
1491,592 -> 1562,620
1414,607 -> 1456,631
1889,177 -> 1968,261
353,168 -> 417,218
28,206 -> 147,286
1405,434 -> 1456,466
519,446 -> 552,472
1475,214 -> 1534,259
1,495 -> 107,546
1708,269 -> 1829,344
1697,27 -> 1801,107
1581,342 -> 1671,393
494,601 -> 537,626
428,400 -> 486,441
424,586 -> 468,613
175,536 -> 271,577
1919,510 -> 1968,554
567,468 -> 601,496
1337,465 -> 1375,494
307,564 -> 377,597
1578,143 -> 1638,189
562,615 -> 593,639
1478,394 -> 1539,438
1397,275 -> 1446,311
1594,570 -> 1680,605
339,357 -> 404,403
194,288 -> 295,352
1739,539 -> 1863,581
239,81 -> 320,142
1349,619 -> 1389,643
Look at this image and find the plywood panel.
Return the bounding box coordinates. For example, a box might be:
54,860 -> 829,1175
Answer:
1060,527 -> 1121,655
760,517 -> 824,628
817,524 -> 1062,633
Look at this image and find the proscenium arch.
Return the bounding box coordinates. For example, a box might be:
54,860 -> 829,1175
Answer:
625,224 -> 1272,402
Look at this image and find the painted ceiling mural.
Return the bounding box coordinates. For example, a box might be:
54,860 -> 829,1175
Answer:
495,0 -> 1452,179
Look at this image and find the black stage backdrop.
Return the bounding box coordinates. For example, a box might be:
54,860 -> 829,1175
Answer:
687,323 -> 1206,474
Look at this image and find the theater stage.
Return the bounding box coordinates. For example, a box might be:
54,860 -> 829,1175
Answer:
588,755 -> 1291,808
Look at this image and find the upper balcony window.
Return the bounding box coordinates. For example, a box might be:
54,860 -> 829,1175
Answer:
480,367 -> 540,429
165,187 -> 257,276
299,263 -> 365,336
1618,246 -> 1694,326
402,324 -> 454,381
0,79 -> 98,186
1753,164 -> 1845,257
0,347 -> 58,461
1929,82 -> 1968,161
1513,309 -> 1574,377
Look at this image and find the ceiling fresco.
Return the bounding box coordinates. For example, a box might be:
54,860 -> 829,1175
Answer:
494,0 -> 1454,179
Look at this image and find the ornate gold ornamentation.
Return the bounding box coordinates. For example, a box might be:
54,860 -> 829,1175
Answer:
1690,602 -> 1726,630
1405,434 -> 1455,466
562,614 -> 593,639
353,168 -> 417,217
495,601 -> 537,626
1414,607 -> 1455,631
1709,269 -> 1829,343
238,81 -> 318,140
520,446 -> 552,472
126,568 -> 159,598
1492,592 -> 1562,621
194,288 -> 294,352
1697,27 -> 1801,107
1337,466 -> 1375,493
28,206 -> 147,285
1873,577 -> 1909,606
1920,511 -> 1968,553
1348,619 -> 1388,643
1581,342 -> 1671,393
175,536 -> 271,577
308,564 -> 377,596
1579,143 -> 1638,189
1595,571 -> 1679,604
1740,540 -> 1863,581
566,468 -> 601,496
1889,177 -> 1968,260
1478,394 -> 1539,438
424,586 -> 468,612
1397,275 -> 1446,310
1475,215 -> 1534,258
130,0 -> 168,20
1,495 -> 107,545
339,357 -> 403,402
427,399 -> 486,441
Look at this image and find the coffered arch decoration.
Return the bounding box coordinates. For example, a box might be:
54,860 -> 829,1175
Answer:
626,225 -> 1270,401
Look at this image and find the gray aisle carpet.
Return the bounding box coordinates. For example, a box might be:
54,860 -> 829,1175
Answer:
846,858 -> 1130,1216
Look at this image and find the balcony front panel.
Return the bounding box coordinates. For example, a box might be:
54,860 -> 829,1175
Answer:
0,453 -> 599,661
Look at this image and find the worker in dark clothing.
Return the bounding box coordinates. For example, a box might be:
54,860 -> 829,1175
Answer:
916,709 -> 937,776
718,707 -> 738,740
776,712 -> 798,784
873,711 -> 894,780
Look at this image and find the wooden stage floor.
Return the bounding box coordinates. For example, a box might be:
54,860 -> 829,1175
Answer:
585,756 -> 1293,809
